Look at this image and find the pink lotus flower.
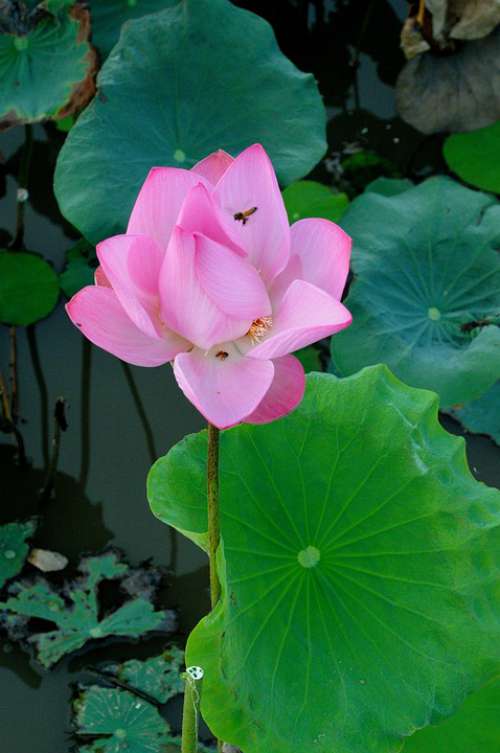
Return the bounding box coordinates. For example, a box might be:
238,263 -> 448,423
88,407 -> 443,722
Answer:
67,144 -> 352,429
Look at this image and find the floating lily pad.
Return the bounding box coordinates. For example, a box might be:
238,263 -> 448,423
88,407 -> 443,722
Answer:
90,0 -> 179,58
0,251 -> 59,326
449,382 -> 500,446
0,520 -> 36,589
105,646 -> 185,704
74,686 -> 174,753
331,177 -> 500,406
0,551 -> 174,667
148,366 -> 500,753
282,181 -> 349,224
0,4 -> 96,128
54,0 -> 326,243
444,120 -> 500,194
404,677 -> 500,753
59,239 -> 97,298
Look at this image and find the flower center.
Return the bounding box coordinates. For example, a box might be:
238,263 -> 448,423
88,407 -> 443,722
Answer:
247,316 -> 273,343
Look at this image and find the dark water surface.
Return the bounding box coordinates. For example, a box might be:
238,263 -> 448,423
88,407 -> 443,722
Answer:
1,2 -> 500,751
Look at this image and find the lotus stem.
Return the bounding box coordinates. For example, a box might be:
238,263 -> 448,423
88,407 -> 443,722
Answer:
207,422 -> 221,608
181,667 -> 203,753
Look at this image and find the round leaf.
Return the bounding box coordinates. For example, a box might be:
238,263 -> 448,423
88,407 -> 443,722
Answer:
331,177 -> 500,406
444,120 -> 500,194
90,0 -> 179,58
74,686 -> 172,753
282,180 -> 349,224
148,366 -> 500,753
0,251 -> 59,326
404,677 -> 500,753
0,7 -> 96,128
54,0 -> 326,243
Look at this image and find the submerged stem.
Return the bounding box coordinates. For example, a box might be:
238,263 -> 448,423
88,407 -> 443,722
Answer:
207,422 -> 221,608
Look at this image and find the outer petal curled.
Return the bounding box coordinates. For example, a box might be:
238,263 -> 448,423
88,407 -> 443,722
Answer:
96,234 -> 164,338
67,286 -> 188,367
214,144 -> 290,284
127,167 -> 210,249
245,355 -> 305,424
173,346 -> 275,429
191,150 -> 233,185
248,279 -> 352,360
290,218 -> 351,300
160,227 -> 271,351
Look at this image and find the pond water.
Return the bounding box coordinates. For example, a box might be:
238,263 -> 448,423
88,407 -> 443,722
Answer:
1,2 -> 499,751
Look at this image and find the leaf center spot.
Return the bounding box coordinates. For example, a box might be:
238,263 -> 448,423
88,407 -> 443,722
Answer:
14,37 -> 29,52
297,546 -> 320,568
115,729 -> 127,739
427,306 -> 441,321
173,148 -> 186,163
3,549 -> 16,560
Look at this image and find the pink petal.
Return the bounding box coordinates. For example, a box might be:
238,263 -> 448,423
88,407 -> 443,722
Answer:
96,234 -> 164,339
248,279 -> 352,360
213,144 -> 290,284
191,150 -> 234,185
127,167 -> 209,249
245,355 -> 305,424
177,183 -> 246,257
290,218 -> 351,300
173,345 -> 275,429
66,286 -> 188,367
94,266 -> 111,287
160,227 -> 270,350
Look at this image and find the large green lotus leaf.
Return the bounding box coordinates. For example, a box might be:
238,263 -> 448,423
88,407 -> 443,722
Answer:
54,0 -> 326,243
282,180 -> 349,224
90,0 -> 179,58
444,121 -> 500,194
449,382 -> 500,446
0,519 -> 36,589
148,367 -> 500,753
331,177 -> 500,406
0,6 -> 95,128
404,677 -> 500,753
0,251 -> 59,325
0,552 -> 173,667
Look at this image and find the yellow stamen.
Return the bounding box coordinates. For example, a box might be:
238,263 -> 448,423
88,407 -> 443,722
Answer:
247,316 -> 273,343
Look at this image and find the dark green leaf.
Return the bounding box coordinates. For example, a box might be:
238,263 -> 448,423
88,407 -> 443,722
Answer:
294,346 -> 322,372
448,381 -> 500,446
0,519 -> 36,589
0,251 -> 59,325
74,686 -> 174,753
105,647 -> 185,704
0,551 -> 173,667
444,120 -> 500,194
0,5 -> 95,127
59,239 -> 97,298
332,177 -> 500,406
90,0 -> 179,58
54,0 -> 326,243
148,367 -> 500,753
